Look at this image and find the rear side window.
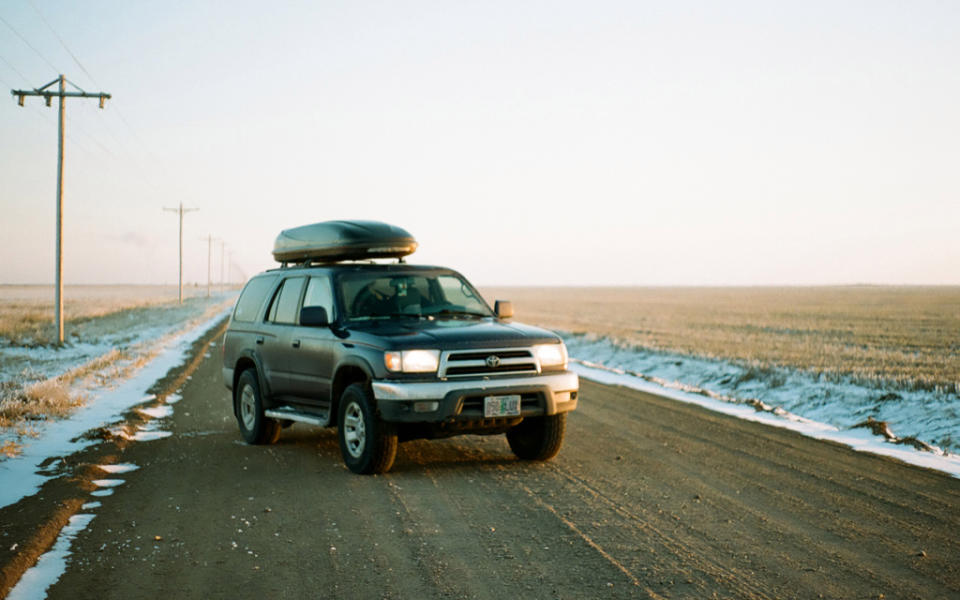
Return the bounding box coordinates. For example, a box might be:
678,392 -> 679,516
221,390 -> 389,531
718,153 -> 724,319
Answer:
233,276 -> 278,322
267,277 -> 306,324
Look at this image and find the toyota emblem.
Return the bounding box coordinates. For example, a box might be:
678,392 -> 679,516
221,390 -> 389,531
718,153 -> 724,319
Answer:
485,355 -> 501,368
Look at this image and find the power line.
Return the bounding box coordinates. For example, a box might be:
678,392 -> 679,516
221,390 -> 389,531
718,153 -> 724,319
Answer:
0,52 -> 31,83
27,0 -> 99,88
63,108 -> 116,157
5,5 -> 179,228
110,103 -> 168,174
9,4 -> 169,187
84,99 -> 135,152
0,13 -> 60,73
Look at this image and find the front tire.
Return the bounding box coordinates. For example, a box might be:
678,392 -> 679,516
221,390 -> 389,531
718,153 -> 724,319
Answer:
338,383 -> 397,474
507,413 -> 566,461
235,369 -> 281,445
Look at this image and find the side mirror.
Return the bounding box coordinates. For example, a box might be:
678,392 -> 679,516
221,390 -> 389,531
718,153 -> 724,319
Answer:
300,306 -> 329,327
494,300 -> 513,319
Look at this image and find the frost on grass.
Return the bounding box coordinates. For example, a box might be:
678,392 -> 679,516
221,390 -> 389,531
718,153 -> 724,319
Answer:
1,439 -> 21,458
482,285 -> 960,395
0,376 -> 86,424
565,333 -> 960,455
0,289 -> 236,458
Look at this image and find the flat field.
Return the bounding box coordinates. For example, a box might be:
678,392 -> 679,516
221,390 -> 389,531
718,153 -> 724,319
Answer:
0,285 -> 236,434
0,284 -> 232,346
481,286 -> 960,392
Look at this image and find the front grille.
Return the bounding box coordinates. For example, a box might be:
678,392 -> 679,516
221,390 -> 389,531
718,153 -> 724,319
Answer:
439,348 -> 538,378
448,350 -> 531,361
445,364 -> 533,376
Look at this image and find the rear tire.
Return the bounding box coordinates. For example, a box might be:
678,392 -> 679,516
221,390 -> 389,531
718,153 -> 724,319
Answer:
235,369 -> 281,445
338,383 -> 398,474
507,413 -> 566,461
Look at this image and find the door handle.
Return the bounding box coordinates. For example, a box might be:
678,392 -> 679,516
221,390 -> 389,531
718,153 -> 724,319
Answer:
255,336 -> 264,345
292,339 -> 301,348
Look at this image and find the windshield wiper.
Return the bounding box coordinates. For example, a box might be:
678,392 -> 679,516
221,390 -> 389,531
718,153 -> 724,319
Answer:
430,309 -> 488,319
348,312 -> 422,321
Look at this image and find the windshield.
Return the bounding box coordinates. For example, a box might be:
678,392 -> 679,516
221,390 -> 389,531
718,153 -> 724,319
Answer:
339,272 -> 493,321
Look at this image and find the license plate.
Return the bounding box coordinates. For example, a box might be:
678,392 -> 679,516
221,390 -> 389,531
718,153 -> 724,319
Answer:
484,395 -> 521,418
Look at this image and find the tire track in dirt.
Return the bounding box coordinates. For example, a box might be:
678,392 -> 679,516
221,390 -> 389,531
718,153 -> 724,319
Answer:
561,379 -> 960,599
516,482 -> 647,592
537,463 -> 776,600
389,440 -> 649,598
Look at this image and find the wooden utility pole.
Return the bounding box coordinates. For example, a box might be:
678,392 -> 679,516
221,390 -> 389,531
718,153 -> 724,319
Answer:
220,240 -> 226,293
163,202 -> 198,303
206,234 -> 213,298
12,75 -> 111,344
201,234 -> 222,298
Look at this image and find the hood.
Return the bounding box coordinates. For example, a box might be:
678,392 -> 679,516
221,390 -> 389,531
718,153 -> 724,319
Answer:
343,318 -> 560,350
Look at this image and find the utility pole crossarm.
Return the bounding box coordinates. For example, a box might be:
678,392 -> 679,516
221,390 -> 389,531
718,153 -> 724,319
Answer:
12,76 -> 110,108
13,89 -> 111,99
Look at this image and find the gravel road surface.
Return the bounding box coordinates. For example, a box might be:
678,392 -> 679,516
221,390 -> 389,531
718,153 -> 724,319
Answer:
3,324 -> 959,599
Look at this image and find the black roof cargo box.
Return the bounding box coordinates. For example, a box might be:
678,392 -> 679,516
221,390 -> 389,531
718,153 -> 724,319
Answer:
272,220 -> 418,263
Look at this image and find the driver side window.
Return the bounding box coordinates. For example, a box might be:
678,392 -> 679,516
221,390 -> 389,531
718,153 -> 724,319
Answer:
438,276 -> 477,308
303,276 -> 336,321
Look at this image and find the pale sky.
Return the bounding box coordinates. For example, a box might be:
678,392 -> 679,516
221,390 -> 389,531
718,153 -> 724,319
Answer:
1,1 -> 957,286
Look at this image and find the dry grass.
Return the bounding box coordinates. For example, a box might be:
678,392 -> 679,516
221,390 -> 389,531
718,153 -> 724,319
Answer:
481,286 -> 960,393
0,377 -> 86,425
0,286 -> 235,457
0,284 -> 228,345
0,439 -> 21,458
0,313 -> 191,458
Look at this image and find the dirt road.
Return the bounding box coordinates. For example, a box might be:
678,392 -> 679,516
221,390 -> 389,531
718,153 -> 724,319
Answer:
3,324 -> 959,599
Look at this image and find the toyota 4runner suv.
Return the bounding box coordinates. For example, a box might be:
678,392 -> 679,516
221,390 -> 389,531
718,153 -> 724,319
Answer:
222,221 -> 578,474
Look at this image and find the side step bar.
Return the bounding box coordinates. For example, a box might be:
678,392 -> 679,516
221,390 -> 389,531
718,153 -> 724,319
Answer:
265,407 -> 330,427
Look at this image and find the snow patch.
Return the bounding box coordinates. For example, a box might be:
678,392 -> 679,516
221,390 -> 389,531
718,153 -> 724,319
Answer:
6,513 -> 96,600
136,405 -> 173,419
97,463 -> 138,474
90,479 -> 124,488
129,429 -> 172,442
570,361 -> 960,478
0,308 -> 229,510
564,334 -> 960,455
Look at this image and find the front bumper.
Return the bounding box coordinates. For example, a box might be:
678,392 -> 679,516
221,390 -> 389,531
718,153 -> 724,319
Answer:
372,371 -> 579,423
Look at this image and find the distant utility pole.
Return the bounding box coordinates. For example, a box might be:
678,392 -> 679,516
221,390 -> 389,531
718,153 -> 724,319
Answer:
163,202 -> 198,303
12,75 -> 111,345
206,234 -> 214,298
220,240 -> 226,293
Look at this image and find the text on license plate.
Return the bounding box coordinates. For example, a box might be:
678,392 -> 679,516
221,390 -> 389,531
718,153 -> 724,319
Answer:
483,395 -> 521,418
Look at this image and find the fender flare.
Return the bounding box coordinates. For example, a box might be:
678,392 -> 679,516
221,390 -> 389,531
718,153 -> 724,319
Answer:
235,350 -> 274,410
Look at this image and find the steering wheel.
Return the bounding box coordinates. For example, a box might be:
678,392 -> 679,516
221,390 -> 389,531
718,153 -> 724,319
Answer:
352,287 -> 385,317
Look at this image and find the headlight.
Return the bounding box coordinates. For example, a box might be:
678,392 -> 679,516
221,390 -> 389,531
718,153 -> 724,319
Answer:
384,349 -> 440,373
534,343 -> 568,369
